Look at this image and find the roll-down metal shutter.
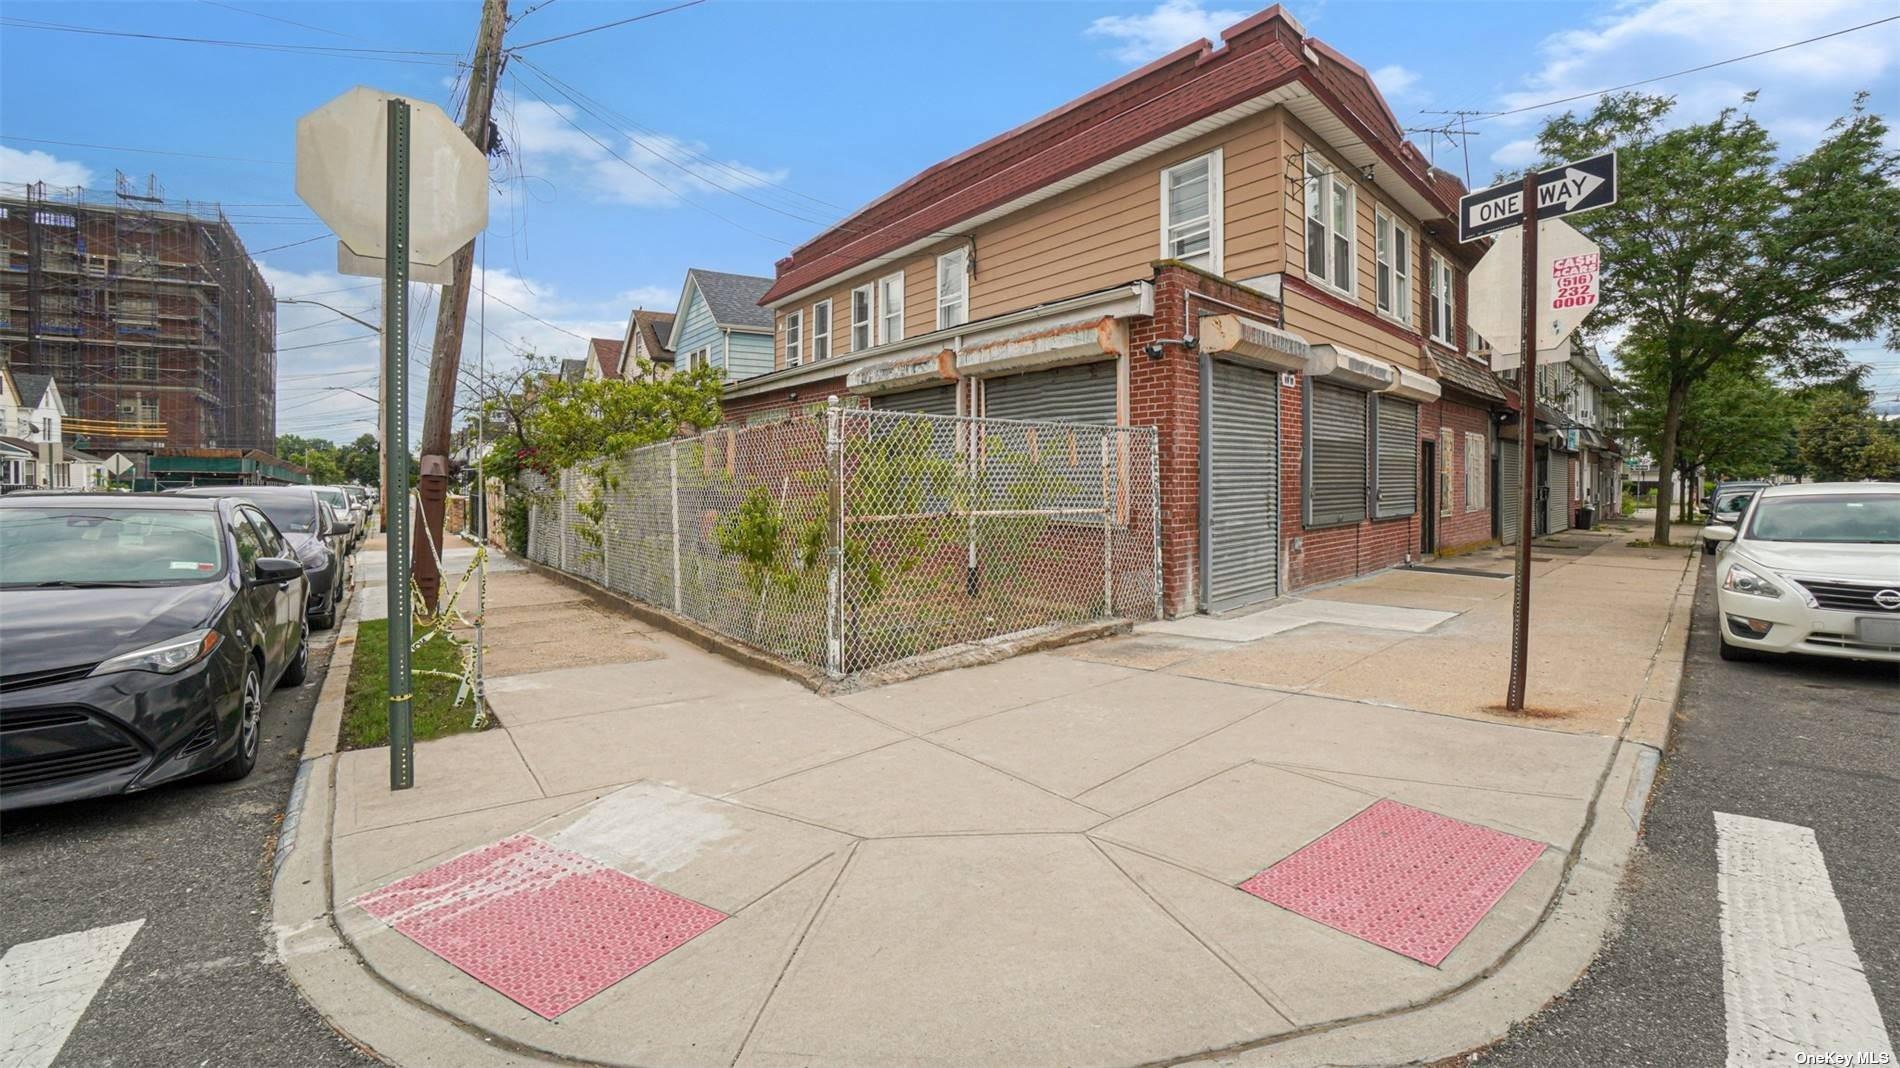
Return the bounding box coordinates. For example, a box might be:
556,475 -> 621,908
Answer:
1306,380 -> 1368,527
1205,359 -> 1278,611
1373,396 -> 1419,518
1499,445 -> 1520,545
982,361 -> 1116,423
870,383 -> 957,417
1548,454 -> 1571,533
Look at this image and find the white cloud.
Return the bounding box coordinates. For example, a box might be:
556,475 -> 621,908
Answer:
1488,0 -> 1898,165
1370,64 -> 1422,102
615,285 -> 676,310
0,146 -> 94,189
1085,0 -> 1249,65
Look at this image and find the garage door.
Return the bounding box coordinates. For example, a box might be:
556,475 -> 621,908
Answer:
1548,453 -> 1571,533
1204,359 -> 1278,611
870,383 -> 957,416
982,361 -> 1116,423
1500,445 -> 1520,545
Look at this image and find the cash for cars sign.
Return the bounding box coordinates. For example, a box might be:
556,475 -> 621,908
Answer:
1466,217 -> 1603,371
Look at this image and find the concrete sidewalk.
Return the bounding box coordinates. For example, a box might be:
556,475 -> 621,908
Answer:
275,525 -> 1694,1068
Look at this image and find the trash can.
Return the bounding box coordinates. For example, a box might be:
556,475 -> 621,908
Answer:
1577,504 -> 1595,530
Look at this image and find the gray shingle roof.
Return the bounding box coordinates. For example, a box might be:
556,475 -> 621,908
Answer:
686,269 -> 774,331
11,372 -> 54,408
558,358 -> 587,384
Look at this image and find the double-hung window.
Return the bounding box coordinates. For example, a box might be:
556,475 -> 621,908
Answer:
1374,207 -> 1412,324
784,309 -> 802,367
936,247 -> 968,329
877,271 -> 904,344
850,285 -> 873,351
1304,153 -> 1354,294
1159,149 -> 1221,272
1428,252 -> 1456,346
810,299 -> 832,361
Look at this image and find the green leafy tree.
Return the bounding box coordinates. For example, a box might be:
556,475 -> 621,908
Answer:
299,447 -> 345,485
1619,351 -> 1795,518
1797,391 -> 1900,481
340,433 -> 380,486
1532,92 -> 1900,544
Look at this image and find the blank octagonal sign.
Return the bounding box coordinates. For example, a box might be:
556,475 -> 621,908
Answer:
296,86 -> 488,267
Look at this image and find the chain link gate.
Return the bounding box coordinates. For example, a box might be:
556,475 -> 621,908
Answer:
521,404 -> 1160,679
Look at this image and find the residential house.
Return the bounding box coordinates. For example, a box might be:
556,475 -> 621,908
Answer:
667,269 -> 774,380
557,358 -> 587,385
0,367 -> 70,487
581,337 -> 625,381
1496,338 -> 1621,539
617,309 -> 676,380
726,5 -> 1512,615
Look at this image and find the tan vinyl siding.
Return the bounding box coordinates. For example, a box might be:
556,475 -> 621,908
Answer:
1282,288 -> 1422,369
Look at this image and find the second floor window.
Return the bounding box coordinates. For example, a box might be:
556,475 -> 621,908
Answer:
937,247 -> 968,329
1304,154 -> 1354,294
784,310 -> 802,366
1428,252 -> 1456,347
1160,150 -> 1221,272
811,300 -> 832,361
851,285 -> 873,351
1375,207 -> 1412,324
878,271 -> 904,343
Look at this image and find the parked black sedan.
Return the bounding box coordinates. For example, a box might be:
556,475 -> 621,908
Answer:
171,485 -> 351,628
0,494 -> 308,811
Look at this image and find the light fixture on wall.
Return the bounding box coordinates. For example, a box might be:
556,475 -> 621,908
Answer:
1359,164 -> 1376,182
1144,335 -> 1196,359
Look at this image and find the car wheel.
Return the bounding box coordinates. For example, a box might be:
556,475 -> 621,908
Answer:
312,589 -> 337,631
1717,625 -> 1759,662
206,659 -> 264,782
1703,539 -> 1716,555
281,628 -> 309,686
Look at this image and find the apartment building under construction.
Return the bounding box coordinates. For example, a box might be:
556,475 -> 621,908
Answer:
0,175 -> 276,451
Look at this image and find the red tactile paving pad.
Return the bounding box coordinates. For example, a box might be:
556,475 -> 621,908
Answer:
354,834 -> 726,1018
1238,799 -> 1545,967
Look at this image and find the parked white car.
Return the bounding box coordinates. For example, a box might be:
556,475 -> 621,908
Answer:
1702,482 -> 1900,663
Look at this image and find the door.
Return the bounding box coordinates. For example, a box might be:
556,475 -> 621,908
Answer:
247,510 -> 304,663
1533,446 -> 1550,537
1203,359 -> 1279,611
1499,444 -> 1520,545
871,383 -> 957,416
229,508 -> 282,666
1548,453 -> 1572,534
1419,440 -> 1437,554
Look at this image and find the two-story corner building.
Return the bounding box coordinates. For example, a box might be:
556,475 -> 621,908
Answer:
725,4 -> 1514,616
617,309 -> 676,380
666,269 -> 775,381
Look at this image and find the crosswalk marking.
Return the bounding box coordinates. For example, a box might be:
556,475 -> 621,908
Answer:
1715,812 -> 1894,1067
0,920 -> 144,1068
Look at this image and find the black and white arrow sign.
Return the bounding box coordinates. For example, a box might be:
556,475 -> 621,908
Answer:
1458,151 -> 1617,242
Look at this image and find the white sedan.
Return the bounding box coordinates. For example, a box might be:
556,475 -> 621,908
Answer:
1702,482 -> 1900,663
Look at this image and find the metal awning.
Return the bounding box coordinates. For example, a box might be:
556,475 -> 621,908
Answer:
1384,366 -> 1441,404
845,349 -> 957,395
1199,313 -> 1310,373
1305,343 -> 1397,391
955,315 -> 1126,377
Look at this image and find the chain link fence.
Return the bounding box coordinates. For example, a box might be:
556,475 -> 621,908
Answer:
523,402 -> 1159,678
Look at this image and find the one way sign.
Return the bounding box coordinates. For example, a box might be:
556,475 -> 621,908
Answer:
1458,151 -> 1617,242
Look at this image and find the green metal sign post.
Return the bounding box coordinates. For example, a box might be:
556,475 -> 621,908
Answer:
383,98 -> 415,789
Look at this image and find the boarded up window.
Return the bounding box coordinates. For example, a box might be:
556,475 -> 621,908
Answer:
1465,432 -> 1487,513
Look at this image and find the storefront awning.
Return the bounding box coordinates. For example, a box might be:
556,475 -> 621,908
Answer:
1384,366 -> 1441,404
846,349 -> 957,395
955,315 -> 1126,377
1198,313 -> 1310,373
1305,343 -> 1397,391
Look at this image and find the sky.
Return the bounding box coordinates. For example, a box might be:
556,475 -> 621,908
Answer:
2,0 -> 1896,443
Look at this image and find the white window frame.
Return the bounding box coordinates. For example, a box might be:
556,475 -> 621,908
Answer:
1158,148 -> 1223,274
1303,151 -> 1355,296
685,347 -> 711,372
810,299 -> 832,361
1428,251 -> 1456,347
783,309 -> 803,367
1464,431 -> 1487,514
1374,206 -> 1412,325
936,247 -> 968,330
850,284 -> 873,351
877,270 -> 904,344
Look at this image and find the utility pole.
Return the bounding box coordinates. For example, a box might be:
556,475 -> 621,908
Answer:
414,0 -> 506,609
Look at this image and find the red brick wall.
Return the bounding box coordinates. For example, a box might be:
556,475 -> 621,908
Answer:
1422,394 -> 1496,552
721,374 -> 852,424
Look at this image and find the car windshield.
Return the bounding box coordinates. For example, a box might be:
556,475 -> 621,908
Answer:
224,493 -> 318,534
316,488 -> 348,511
1715,490 -> 1755,513
1745,494 -> 1900,544
0,507 -> 226,586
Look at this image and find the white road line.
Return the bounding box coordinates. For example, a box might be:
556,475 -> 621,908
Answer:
1715,812 -> 1894,1067
0,920 -> 144,1068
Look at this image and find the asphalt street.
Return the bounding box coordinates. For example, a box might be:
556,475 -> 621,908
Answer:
1475,551 -> 1899,1066
0,619 -> 378,1068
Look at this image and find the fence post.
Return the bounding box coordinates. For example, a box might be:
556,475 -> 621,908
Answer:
1101,433 -> 1113,616
669,441 -> 682,613
558,469 -> 569,573
825,396 -> 843,677
1150,429 -> 1162,620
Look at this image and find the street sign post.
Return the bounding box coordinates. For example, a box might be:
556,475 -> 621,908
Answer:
1459,152 -> 1616,242
1460,151 -> 1616,713
296,87 -> 487,791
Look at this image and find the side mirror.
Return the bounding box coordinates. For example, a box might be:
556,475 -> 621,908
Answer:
1701,524 -> 1737,544
254,556 -> 303,585
332,518 -> 357,536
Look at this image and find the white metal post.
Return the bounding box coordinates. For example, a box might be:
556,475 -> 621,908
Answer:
825,397 -> 843,677
1101,435 -> 1113,616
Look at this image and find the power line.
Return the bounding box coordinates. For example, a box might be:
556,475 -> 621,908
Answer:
194,0 -> 371,43
0,135 -> 291,166
0,17 -> 463,65
507,0 -> 705,51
